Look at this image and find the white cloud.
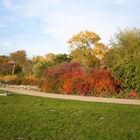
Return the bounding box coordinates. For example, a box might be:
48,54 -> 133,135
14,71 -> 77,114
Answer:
2,0 -> 64,17
2,0 -> 22,12
1,0 -> 140,56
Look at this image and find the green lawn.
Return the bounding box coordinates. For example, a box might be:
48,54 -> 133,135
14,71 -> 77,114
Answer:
0,92 -> 140,140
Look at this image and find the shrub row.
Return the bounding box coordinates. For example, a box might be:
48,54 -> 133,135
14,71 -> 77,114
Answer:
42,62 -> 123,96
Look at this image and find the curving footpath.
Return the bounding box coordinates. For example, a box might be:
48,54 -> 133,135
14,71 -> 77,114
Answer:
0,87 -> 140,105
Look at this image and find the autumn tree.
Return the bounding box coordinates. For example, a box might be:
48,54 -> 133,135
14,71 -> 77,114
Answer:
67,31 -> 108,67
0,55 -> 10,75
10,50 -> 27,74
45,53 -> 56,63
68,30 -> 108,59
0,55 -> 9,63
32,55 -> 46,64
10,50 -> 27,66
0,55 -> 21,75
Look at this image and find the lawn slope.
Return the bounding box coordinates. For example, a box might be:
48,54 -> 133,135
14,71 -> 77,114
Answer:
0,93 -> 140,140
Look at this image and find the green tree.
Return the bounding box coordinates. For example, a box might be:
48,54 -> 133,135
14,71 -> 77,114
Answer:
33,62 -> 50,78
70,47 -> 100,68
51,54 -> 71,65
106,28 -> 140,91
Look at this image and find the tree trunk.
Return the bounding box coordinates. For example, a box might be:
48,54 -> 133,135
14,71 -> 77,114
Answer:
12,64 -> 16,75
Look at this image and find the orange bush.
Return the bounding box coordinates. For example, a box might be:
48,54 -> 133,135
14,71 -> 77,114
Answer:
42,62 -> 123,96
62,69 -> 123,96
42,62 -> 81,93
89,69 -> 121,94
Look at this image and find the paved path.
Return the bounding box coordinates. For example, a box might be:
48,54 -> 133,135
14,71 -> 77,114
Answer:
0,87 -> 140,105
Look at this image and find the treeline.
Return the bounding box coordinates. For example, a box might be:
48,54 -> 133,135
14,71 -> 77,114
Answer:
0,28 -> 140,98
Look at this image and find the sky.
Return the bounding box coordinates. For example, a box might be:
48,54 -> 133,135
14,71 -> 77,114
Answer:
0,0 -> 140,58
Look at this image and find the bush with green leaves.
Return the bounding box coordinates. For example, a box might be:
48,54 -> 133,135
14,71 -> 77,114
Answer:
106,28 -> 140,91
33,62 -> 50,78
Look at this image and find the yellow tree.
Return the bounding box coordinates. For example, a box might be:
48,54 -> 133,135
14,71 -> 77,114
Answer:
45,53 -> 56,63
67,30 -> 108,59
32,56 -> 45,64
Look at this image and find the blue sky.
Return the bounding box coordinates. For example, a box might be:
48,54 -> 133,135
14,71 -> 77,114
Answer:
0,0 -> 140,57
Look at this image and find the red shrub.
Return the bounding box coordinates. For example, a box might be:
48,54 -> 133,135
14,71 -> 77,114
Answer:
43,62 -> 80,79
89,69 -> 120,93
63,71 -> 88,95
63,69 -> 123,95
42,62 -> 123,96
42,62 -> 82,92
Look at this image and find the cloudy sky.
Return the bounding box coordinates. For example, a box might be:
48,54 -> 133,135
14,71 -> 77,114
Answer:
0,0 -> 139,57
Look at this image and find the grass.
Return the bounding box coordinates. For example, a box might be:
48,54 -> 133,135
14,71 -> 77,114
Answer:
0,89 -> 6,95
0,89 -> 6,93
0,92 -> 140,140
0,90 -> 13,96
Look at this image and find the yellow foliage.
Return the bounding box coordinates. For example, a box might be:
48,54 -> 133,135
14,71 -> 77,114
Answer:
0,75 -> 17,81
67,30 -> 108,59
45,53 -> 56,62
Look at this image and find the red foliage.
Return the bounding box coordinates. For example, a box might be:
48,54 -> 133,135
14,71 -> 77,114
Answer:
89,69 -> 120,93
43,62 -> 81,79
63,71 -> 87,95
63,69 -> 122,95
42,62 -> 81,92
42,62 -> 123,96
128,91 -> 138,97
